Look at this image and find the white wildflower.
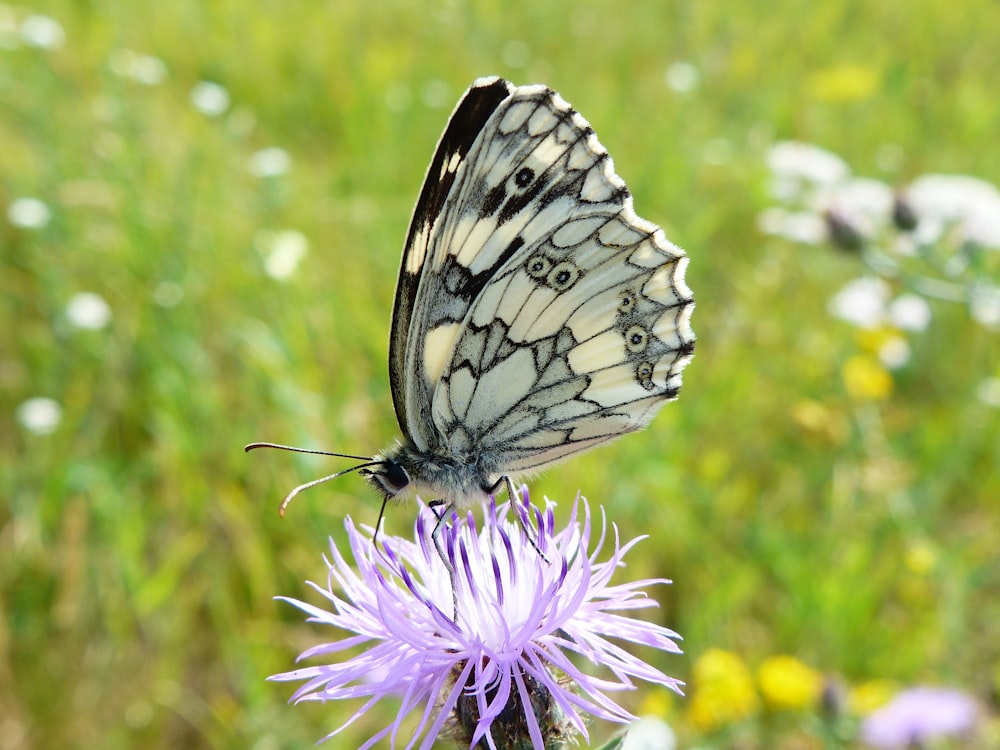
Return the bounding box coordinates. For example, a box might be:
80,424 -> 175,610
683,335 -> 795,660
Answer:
7,197 -> 51,229
248,147 -> 291,178
16,397 -> 62,435
21,14 -> 64,49
257,229 -> 308,280
190,81 -> 230,117
108,49 -> 168,85
888,293 -> 932,332
665,61 -> 700,93
66,292 -> 112,330
828,277 -> 891,328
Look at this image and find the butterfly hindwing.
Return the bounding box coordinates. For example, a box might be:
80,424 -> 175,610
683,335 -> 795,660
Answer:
431,174 -> 694,470
392,76 -> 695,477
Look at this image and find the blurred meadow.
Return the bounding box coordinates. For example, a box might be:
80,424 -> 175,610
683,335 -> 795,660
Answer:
3,1 -> 999,748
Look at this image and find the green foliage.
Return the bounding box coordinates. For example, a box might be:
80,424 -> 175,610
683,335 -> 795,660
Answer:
1,1 -> 998,748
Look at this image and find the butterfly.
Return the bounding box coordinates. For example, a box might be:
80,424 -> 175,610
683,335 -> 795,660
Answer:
249,76 -> 695,561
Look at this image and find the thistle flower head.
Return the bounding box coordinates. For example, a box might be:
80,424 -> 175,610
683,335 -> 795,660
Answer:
271,489 -> 683,749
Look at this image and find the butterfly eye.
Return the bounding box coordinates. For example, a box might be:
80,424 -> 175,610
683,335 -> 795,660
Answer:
514,167 -> 535,188
526,254 -> 552,280
546,261 -> 580,292
383,462 -> 410,491
625,325 -> 649,353
636,361 -> 656,391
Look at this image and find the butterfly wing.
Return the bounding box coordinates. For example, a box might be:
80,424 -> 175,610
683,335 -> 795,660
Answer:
436,216 -> 693,473
389,77 -> 517,450
393,77 -> 695,472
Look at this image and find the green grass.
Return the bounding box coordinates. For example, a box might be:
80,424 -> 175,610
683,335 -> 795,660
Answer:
2,2 -> 999,748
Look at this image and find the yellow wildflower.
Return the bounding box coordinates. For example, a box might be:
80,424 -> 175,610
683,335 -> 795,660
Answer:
843,355 -> 893,400
807,63 -> 880,102
758,655 -> 823,710
857,327 -> 900,356
687,649 -> 759,732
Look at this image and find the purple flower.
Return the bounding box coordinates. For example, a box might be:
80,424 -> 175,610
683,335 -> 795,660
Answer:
861,686 -> 978,749
270,489 -> 683,749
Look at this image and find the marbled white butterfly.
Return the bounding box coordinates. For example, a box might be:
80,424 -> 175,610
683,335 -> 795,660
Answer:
249,76 -> 695,544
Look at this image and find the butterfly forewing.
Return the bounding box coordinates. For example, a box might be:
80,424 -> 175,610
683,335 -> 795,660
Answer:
389,77 -> 517,448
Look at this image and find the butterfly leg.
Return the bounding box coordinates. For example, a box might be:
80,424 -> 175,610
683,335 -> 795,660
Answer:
372,496 -> 392,553
427,498 -> 447,521
428,499 -> 459,620
490,476 -> 550,564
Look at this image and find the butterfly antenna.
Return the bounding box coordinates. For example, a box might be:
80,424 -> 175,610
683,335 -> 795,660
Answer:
276,460 -> 384,517
245,442 -> 384,516
244,441 -> 372,462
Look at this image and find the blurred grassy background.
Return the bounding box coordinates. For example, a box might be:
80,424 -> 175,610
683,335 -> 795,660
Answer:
2,1 -> 999,748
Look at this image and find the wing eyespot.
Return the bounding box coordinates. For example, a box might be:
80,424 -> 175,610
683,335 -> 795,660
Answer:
636,361 -> 656,391
625,325 -> 649,353
526,254 -> 553,280
618,290 -> 638,315
546,261 -> 580,292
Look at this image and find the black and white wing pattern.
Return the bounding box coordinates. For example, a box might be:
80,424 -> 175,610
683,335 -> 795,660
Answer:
388,77 -> 517,450
388,77 -> 694,481
247,78 -> 693,571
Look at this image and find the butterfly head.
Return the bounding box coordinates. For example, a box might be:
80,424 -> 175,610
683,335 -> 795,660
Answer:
359,455 -> 412,500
